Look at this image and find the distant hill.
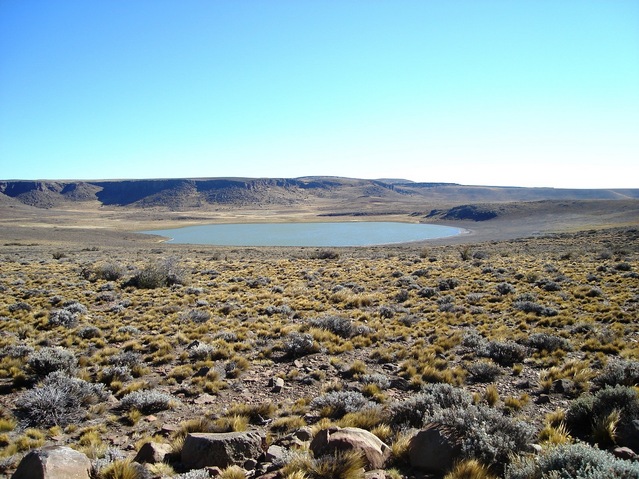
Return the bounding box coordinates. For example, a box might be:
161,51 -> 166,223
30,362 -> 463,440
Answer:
0,177 -> 638,212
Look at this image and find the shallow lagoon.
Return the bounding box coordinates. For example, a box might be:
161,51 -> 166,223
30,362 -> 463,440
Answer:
142,222 -> 462,247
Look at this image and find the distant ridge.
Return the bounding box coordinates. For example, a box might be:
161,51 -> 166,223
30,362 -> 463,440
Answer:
1,176 -> 638,210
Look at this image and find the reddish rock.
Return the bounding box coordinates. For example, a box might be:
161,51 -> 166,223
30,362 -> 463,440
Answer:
310,426 -> 390,470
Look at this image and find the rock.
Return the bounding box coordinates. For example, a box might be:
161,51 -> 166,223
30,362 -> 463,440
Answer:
613,446 -> 637,461
528,444 -> 543,454
292,427 -> 313,442
618,419 -> 639,452
552,378 -> 575,396
409,423 -> 462,473
365,470 -> 386,479
12,446 -> 91,479
181,431 -> 265,469
535,394 -> 551,404
310,426 -> 390,470
134,441 -> 173,464
269,377 -> 284,393
390,377 -> 412,391
266,444 -> 286,463
194,393 -> 217,404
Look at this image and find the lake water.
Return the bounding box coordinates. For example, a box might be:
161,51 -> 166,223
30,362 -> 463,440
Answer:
141,222 -> 462,247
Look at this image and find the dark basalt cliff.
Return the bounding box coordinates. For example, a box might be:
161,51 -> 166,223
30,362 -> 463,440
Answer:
1,177 -> 638,211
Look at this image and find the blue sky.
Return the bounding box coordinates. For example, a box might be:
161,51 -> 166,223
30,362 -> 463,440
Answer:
1,1 -> 638,188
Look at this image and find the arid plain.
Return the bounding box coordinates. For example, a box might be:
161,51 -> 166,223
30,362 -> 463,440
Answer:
1,178 -> 639,478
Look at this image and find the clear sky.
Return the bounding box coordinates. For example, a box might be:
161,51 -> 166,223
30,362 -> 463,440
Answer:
1,1 -> 638,188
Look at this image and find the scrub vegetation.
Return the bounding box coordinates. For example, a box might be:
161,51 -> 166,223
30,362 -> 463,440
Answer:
0,227 -> 638,477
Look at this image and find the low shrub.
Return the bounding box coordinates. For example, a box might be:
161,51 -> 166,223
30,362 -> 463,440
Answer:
390,383 -> 473,428
180,309 -> 211,323
525,333 -> 570,352
309,249 -> 340,260
565,385 -> 639,449
15,372 -> 109,427
513,300 -> 558,317
78,325 -> 101,339
429,404 -> 534,474
467,361 -> 502,383
48,301 -> 87,328
119,389 -> 177,413
505,442 -> 639,479
28,347 -> 77,377
110,351 -> 143,368
283,332 -> 320,358
310,316 -> 354,338
496,282 -> 516,295
311,390 -> 375,418
483,341 -> 527,366
360,373 -> 391,390
126,258 -> 189,289
595,359 -> 639,388
438,278 -> 459,291
92,262 -> 125,281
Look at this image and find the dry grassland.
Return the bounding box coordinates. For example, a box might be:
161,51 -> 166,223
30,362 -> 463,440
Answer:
0,227 -> 638,477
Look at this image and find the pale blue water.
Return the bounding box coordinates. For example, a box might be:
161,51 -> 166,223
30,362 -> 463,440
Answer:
141,222 -> 462,247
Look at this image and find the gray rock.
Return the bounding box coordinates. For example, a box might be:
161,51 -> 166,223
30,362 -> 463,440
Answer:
269,377 -> 284,393
618,419 -> 639,452
409,423 -> 462,473
365,470 -> 387,479
613,446 -> 637,461
181,431 -> 265,469
292,427 -> 313,442
134,441 -> 172,464
12,446 -> 91,479
310,426 -> 390,470
265,444 -> 286,463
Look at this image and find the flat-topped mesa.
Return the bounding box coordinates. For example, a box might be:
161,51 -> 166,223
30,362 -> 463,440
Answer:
0,177 -> 637,209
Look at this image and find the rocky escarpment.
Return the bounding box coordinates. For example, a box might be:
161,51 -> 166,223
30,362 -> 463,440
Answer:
1,177 -> 638,210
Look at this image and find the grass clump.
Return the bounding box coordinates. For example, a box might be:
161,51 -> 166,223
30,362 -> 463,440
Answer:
283,450 -> 364,479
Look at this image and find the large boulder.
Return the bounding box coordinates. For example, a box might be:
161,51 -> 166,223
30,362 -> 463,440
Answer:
12,446 -> 91,479
310,426 -> 390,470
134,441 -> 173,464
409,422 -> 463,473
181,431 -> 265,469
